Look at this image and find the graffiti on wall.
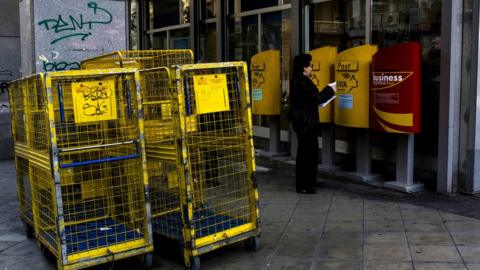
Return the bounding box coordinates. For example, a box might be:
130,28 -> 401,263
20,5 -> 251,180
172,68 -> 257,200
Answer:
37,1 -> 113,45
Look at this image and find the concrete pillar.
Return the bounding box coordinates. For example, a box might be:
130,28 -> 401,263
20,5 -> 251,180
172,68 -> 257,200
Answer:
0,0 -> 21,159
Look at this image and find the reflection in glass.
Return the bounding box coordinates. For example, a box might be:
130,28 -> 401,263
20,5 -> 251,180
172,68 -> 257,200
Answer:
149,0 -> 180,29
372,0 -> 441,155
203,0 -> 217,19
261,11 -> 292,130
310,0 -> 366,51
240,0 -> 278,12
151,32 -> 167,49
200,23 -> 217,62
228,15 -> 258,61
170,28 -> 191,49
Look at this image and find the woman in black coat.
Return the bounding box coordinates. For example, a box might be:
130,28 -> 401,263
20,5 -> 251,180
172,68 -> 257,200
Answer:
290,54 -> 335,194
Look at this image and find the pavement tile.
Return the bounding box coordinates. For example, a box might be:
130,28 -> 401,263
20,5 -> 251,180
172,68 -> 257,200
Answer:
324,221 -> 363,232
413,262 -> 468,270
440,212 -> 479,222
451,233 -> 480,246
313,260 -> 362,270
467,263 -> 480,270
285,220 -> 325,233
410,245 -> 462,262
458,246 -> 480,263
291,208 -> 327,221
404,221 -> 447,233
364,244 -> 411,261
264,257 -> 312,270
406,232 -> 455,246
364,232 -> 407,245
316,243 -> 363,260
364,261 -> 413,270
365,209 -> 402,221
364,219 -> 405,232
445,221 -> 480,233
275,232 -> 318,260
320,232 -> 362,246
326,211 -> 364,221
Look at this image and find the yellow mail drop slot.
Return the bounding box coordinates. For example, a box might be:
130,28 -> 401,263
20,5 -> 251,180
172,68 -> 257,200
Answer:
334,45 -> 378,128
250,50 -> 281,115
309,46 -> 337,123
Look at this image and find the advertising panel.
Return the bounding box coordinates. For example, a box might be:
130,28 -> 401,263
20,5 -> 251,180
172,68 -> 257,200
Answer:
371,42 -> 421,133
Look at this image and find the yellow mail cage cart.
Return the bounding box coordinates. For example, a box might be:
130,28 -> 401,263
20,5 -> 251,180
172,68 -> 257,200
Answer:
81,50 -> 194,71
8,69 -> 154,270
138,62 -> 261,269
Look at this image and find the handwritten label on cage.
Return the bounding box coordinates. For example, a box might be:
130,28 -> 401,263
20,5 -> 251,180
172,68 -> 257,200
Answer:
193,74 -> 230,114
72,80 -> 117,123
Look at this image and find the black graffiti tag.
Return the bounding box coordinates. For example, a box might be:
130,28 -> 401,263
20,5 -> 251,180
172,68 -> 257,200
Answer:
0,82 -> 8,95
80,84 -> 111,116
43,61 -> 80,72
38,2 -> 113,45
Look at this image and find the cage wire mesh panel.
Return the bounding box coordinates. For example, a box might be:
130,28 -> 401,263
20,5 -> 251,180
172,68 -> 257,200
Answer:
174,62 -> 261,266
81,50 -> 194,70
9,69 -> 154,270
9,75 -> 49,235
138,68 -> 184,240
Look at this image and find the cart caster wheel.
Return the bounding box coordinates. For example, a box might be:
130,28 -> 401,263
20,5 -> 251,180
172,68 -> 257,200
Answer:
140,252 -> 154,268
188,256 -> 200,270
244,236 -> 261,251
23,222 -> 34,239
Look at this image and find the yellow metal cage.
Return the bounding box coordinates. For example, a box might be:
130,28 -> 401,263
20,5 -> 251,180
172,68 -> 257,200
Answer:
8,69 -> 154,270
80,50 -> 194,71
141,62 -> 261,269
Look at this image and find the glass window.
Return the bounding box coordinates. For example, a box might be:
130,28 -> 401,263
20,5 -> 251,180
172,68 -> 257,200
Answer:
149,0 -> 180,29
150,32 -> 167,49
228,15 -> 258,61
200,23 -> 217,62
372,0 -> 441,156
310,0 -> 366,51
170,28 -> 191,49
241,0 -> 278,12
261,11 -> 292,130
203,0 -> 217,19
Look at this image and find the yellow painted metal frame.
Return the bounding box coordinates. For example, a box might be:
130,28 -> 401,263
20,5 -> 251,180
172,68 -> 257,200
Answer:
173,62 -> 261,267
81,50 -> 194,71
9,68 -> 154,270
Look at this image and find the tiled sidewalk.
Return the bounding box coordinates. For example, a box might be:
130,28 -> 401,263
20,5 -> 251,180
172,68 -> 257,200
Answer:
0,159 -> 480,269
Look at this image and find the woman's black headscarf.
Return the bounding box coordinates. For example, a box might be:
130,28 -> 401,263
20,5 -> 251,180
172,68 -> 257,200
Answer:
292,54 -> 312,79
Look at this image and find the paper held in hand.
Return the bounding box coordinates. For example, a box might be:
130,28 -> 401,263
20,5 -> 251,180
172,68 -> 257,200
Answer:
320,95 -> 335,107
319,82 -> 336,107
328,81 -> 337,91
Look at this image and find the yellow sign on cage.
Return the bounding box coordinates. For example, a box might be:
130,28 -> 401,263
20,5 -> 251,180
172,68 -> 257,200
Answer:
72,80 -> 118,123
193,74 -> 230,114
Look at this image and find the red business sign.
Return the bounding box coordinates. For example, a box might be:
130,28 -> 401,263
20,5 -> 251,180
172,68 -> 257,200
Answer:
370,42 -> 421,133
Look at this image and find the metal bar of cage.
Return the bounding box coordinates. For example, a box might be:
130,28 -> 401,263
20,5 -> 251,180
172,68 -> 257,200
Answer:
8,68 -> 154,270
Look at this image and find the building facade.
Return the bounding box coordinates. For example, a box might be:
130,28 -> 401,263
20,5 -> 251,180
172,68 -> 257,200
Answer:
7,0 -> 480,194
129,0 -> 479,194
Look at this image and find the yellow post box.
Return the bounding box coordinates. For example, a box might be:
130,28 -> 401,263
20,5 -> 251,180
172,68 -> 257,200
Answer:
334,45 -> 378,128
309,46 -> 337,123
250,50 -> 281,115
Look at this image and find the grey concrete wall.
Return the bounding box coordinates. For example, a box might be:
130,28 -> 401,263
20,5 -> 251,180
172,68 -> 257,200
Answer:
0,0 -> 22,160
22,0 -> 127,73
